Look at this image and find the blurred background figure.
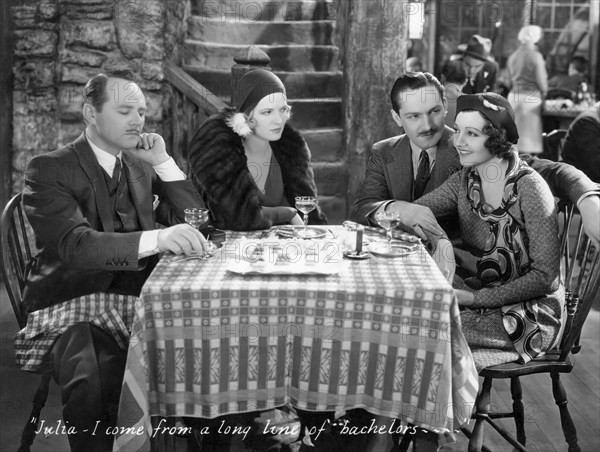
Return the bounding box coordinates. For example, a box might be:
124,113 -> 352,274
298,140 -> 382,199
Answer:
460,34 -> 498,94
561,101 -> 600,182
406,56 -> 423,73
441,59 -> 468,127
548,55 -> 589,95
507,25 -> 548,154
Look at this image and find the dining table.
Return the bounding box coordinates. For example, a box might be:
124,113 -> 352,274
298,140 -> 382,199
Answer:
112,226 -> 479,451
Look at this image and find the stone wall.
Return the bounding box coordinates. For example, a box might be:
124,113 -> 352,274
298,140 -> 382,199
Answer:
10,0 -> 189,194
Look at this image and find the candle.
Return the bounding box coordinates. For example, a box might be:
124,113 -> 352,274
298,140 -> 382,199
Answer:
356,226 -> 363,254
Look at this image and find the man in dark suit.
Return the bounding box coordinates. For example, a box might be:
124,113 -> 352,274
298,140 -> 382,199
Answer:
18,69 -> 207,451
350,72 -> 461,232
350,71 -> 599,246
460,35 -> 498,95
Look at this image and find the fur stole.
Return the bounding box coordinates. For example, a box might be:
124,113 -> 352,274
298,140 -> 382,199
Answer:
187,110 -> 327,230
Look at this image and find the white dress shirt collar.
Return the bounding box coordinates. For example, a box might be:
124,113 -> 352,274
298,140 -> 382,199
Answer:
86,134 -> 122,178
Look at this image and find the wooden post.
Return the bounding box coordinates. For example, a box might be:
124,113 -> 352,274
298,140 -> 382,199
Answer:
231,46 -> 272,105
339,0 -> 409,209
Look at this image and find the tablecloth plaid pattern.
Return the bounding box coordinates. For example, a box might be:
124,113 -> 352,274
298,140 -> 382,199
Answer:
114,230 -> 478,451
14,293 -> 138,372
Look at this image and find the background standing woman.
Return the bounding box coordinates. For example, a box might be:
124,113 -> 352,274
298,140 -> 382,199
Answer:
507,25 -> 548,154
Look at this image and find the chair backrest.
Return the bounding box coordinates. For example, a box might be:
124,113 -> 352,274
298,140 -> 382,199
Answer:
556,203 -> 600,360
1,193 -> 34,329
541,129 -> 568,162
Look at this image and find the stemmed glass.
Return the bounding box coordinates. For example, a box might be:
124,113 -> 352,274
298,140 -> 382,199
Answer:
375,210 -> 401,252
183,208 -> 215,259
294,196 -> 317,238
184,208 -> 209,230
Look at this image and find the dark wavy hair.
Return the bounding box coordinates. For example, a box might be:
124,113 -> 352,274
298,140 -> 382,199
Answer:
482,123 -> 513,158
82,69 -> 138,111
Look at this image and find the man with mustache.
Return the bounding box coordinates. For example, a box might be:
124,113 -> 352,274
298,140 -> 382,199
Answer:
351,71 -> 600,248
17,69 -> 208,451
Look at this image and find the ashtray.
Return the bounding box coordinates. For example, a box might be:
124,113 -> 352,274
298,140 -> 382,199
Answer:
343,250 -> 370,260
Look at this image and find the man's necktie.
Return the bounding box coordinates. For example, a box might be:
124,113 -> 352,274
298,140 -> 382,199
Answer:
414,150 -> 431,200
112,157 -> 122,183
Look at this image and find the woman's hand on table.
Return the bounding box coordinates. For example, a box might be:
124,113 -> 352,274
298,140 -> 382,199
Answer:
455,289 -> 475,307
158,224 -> 207,255
263,206 -> 299,225
289,214 -> 304,225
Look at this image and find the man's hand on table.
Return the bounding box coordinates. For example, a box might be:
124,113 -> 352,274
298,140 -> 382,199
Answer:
384,201 -> 445,241
158,224 -> 207,255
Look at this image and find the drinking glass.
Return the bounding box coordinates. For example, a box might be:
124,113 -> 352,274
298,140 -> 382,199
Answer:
375,210 -> 400,252
294,196 -> 317,237
184,208 -> 209,230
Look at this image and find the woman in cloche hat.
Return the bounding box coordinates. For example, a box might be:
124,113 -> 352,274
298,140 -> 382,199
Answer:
188,69 -> 327,230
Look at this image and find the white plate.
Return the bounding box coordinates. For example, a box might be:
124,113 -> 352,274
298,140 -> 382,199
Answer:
368,241 -> 419,258
227,261 -> 338,276
275,226 -> 327,239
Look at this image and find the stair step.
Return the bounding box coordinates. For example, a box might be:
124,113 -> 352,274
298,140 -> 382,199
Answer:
191,0 -> 337,21
183,67 -> 342,99
184,41 -> 339,72
288,98 -> 341,129
188,16 -> 335,46
301,127 -> 343,162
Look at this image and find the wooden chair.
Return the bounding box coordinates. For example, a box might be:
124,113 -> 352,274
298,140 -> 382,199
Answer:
1,192 -> 53,452
541,129 -> 568,162
462,203 -> 600,452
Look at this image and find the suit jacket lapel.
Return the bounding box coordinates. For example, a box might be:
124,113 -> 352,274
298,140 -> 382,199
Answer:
388,136 -> 414,201
73,134 -> 114,232
123,155 -> 153,230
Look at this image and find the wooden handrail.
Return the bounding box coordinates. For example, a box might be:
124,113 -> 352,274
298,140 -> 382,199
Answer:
164,61 -> 226,114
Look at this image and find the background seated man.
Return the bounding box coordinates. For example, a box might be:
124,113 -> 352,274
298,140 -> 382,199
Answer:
548,55 -> 589,95
16,69 -> 207,451
561,101 -> 600,183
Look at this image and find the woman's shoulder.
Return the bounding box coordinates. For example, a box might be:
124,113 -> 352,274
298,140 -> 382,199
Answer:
514,164 -> 554,198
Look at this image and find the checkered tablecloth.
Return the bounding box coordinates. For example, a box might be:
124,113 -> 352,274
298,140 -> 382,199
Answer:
114,229 -> 478,451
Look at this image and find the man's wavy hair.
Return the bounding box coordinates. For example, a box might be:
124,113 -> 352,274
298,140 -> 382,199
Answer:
82,69 -> 138,111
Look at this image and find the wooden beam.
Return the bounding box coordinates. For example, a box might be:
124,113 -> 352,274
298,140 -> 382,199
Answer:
163,61 -> 226,115
340,0 -> 409,210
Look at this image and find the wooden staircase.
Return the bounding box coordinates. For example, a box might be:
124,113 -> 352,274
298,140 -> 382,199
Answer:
183,0 -> 346,223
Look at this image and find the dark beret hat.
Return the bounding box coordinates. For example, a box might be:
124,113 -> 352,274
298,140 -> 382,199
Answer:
456,93 -> 519,144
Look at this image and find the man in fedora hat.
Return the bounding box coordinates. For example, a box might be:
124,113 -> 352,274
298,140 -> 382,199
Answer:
460,34 -> 498,94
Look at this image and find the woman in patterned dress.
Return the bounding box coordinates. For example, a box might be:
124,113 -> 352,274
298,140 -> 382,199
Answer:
412,92 -> 565,370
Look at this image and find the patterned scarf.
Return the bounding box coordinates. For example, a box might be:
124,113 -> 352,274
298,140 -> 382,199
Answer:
466,150 -> 542,363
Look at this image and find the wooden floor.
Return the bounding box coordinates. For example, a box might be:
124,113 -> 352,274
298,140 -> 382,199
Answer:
1,285 -> 598,452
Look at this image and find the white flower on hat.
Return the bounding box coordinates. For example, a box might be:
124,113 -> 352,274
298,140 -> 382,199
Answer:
225,112 -> 252,138
482,99 -> 504,112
